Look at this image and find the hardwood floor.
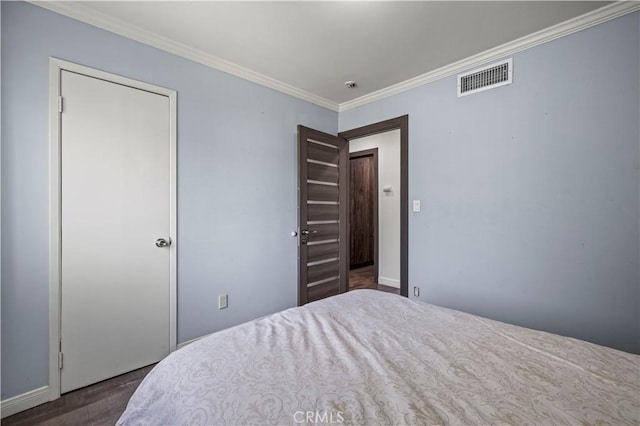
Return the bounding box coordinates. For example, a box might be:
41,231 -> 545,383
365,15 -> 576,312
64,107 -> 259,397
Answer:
349,265 -> 400,295
2,365 -> 154,426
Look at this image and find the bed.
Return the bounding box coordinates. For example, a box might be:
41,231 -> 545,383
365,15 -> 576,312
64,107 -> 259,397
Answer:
118,290 -> 639,425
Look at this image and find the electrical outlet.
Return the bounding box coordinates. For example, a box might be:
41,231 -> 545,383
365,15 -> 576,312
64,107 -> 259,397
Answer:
412,200 -> 421,212
218,294 -> 228,309
413,287 -> 420,297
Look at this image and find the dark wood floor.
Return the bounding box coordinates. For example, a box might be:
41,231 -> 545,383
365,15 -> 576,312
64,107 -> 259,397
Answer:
4,270 -> 396,425
349,265 -> 400,295
2,365 -> 154,426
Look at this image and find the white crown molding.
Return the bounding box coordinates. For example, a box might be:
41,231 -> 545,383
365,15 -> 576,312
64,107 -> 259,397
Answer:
339,1 -> 640,112
29,1 -> 340,112
28,1 -> 639,114
1,386 -> 50,419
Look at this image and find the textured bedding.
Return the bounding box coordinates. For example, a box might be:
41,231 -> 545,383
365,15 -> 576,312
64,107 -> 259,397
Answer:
118,290 -> 639,425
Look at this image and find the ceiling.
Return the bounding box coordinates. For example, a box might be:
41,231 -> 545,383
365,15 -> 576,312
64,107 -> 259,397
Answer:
48,1 -> 610,106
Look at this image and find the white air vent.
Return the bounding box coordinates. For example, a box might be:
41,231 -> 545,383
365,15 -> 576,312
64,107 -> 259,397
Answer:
457,58 -> 512,97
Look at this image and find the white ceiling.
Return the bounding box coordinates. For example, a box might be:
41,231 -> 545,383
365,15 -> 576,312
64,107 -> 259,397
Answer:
50,1 -> 610,106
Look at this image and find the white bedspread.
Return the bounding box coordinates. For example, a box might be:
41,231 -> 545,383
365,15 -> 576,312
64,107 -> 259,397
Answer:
118,290 -> 639,425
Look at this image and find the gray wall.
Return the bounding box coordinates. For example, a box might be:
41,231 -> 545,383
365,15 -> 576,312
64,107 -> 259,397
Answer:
1,1 -> 337,399
340,12 -> 639,354
2,0 -> 639,403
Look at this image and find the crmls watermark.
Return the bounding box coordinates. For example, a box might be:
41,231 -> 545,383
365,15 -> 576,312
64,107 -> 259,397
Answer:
293,410 -> 344,424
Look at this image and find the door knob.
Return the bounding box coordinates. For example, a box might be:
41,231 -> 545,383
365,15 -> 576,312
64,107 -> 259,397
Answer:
155,238 -> 172,248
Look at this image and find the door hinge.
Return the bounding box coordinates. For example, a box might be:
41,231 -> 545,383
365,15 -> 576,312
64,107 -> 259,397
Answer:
58,352 -> 63,369
58,96 -> 63,113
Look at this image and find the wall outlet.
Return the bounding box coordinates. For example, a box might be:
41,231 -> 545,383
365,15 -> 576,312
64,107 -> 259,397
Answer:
412,200 -> 421,212
218,294 -> 228,309
413,287 -> 420,297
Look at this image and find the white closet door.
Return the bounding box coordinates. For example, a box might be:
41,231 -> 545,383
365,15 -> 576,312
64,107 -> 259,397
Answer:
60,70 -> 171,393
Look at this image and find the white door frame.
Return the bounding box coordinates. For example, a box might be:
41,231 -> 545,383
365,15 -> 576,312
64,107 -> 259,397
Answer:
48,58 -> 177,401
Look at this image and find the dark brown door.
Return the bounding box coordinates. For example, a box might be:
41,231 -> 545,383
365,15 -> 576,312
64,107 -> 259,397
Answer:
297,126 -> 348,305
349,150 -> 378,273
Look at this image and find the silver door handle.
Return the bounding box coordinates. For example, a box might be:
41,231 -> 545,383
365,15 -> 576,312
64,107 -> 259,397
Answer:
300,229 -> 318,235
155,238 -> 172,248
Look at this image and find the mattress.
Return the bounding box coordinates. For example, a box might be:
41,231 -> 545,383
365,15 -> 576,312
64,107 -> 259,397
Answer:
118,290 -> 639,425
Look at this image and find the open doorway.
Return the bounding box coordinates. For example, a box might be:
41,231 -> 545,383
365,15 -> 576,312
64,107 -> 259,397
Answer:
347,132 -> 400,295
339,115 -> 408,298
296,115 -> 408,304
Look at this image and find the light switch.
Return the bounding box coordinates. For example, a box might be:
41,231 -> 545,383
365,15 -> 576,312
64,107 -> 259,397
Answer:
412,200 -> 421,212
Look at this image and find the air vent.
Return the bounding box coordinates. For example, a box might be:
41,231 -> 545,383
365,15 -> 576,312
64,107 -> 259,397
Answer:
457,58 -> 512,97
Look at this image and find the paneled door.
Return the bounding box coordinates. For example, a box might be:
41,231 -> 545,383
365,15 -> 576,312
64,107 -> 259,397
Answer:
59,70 -> 172,393
297,126 -> 348,305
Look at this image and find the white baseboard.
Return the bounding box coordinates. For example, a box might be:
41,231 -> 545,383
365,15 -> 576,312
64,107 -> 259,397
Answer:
378,276 -> 400,288
1,386 -> 50,419
0,337 -> 207,419
177,333 -> 211,350
0,337 -> 208,419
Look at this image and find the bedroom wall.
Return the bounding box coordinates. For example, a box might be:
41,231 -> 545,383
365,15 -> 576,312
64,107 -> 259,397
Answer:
349,130 -> 401,288
340,12 -> 640,354
1,1 -> 337,400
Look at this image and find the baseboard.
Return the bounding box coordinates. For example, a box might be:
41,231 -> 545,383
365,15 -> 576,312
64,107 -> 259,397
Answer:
378,277 -> 400,288
1,386 -> 50,419
0,338 -> 206,419
176,333 -> 211,350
